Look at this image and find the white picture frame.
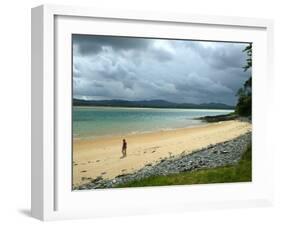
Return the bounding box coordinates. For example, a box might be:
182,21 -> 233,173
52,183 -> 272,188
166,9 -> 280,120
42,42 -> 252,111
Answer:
31,4 -> 274,221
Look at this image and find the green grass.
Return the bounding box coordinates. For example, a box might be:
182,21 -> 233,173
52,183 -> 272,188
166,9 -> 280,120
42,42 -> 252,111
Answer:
116,144 -> 252,188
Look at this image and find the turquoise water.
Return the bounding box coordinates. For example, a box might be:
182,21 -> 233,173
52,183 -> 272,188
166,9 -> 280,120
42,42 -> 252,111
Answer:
73,107 -> 234,139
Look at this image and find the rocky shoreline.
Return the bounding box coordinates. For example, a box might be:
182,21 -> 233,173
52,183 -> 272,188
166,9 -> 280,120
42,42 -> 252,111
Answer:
74,132 -> 251,190
197,114 -> 251,123
197,113 -> 238,122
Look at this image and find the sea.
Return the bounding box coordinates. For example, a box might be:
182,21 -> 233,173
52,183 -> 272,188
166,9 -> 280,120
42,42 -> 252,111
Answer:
73,107 -> 234,140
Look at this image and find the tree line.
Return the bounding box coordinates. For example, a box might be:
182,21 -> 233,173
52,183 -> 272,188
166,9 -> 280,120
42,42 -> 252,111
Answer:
235,43 -> 252,117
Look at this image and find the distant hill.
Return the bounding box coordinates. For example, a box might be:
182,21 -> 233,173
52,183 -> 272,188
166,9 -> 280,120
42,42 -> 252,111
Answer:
73,98 -> 234,110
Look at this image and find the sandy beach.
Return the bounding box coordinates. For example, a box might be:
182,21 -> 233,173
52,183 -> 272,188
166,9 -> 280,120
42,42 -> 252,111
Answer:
73,120 -> 251,187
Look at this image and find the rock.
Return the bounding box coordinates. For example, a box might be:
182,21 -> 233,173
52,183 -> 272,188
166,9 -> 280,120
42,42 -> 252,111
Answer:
199,160 -> 205,165
91,176 -> 103,183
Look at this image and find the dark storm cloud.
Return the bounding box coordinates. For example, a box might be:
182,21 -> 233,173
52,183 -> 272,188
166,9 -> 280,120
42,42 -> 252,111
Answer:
186,41 -> 247,70
150,47 -> 174,62
73,35 -> 151,55
73,34 -> 251,105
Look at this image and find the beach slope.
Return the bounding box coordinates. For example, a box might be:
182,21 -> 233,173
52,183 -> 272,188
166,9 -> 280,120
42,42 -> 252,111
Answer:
73,120 -> 251,187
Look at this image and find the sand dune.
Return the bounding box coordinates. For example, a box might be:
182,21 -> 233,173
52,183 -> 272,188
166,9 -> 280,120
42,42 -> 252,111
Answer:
73,120 -> 251,187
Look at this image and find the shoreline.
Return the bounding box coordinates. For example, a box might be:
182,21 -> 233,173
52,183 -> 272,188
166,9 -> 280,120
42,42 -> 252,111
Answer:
73,120 -> 251,187
73,121 -> 213,141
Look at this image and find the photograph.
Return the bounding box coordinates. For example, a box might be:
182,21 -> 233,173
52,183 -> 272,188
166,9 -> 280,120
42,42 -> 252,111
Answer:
72,34 -> 252,190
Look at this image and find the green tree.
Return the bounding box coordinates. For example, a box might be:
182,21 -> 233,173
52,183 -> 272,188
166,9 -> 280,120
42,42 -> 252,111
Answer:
242,43 -> 252,71
235,44 -> 252,116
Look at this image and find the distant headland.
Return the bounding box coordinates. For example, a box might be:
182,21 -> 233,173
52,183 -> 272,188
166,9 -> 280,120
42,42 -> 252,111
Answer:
73,98 -> 234,110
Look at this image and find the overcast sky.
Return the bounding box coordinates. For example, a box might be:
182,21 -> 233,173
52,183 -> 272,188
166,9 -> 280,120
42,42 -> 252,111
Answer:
73,35 -> 251,105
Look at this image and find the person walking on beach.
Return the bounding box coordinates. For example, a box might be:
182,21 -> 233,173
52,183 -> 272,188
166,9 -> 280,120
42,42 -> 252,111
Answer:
122,139 -> 127,157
